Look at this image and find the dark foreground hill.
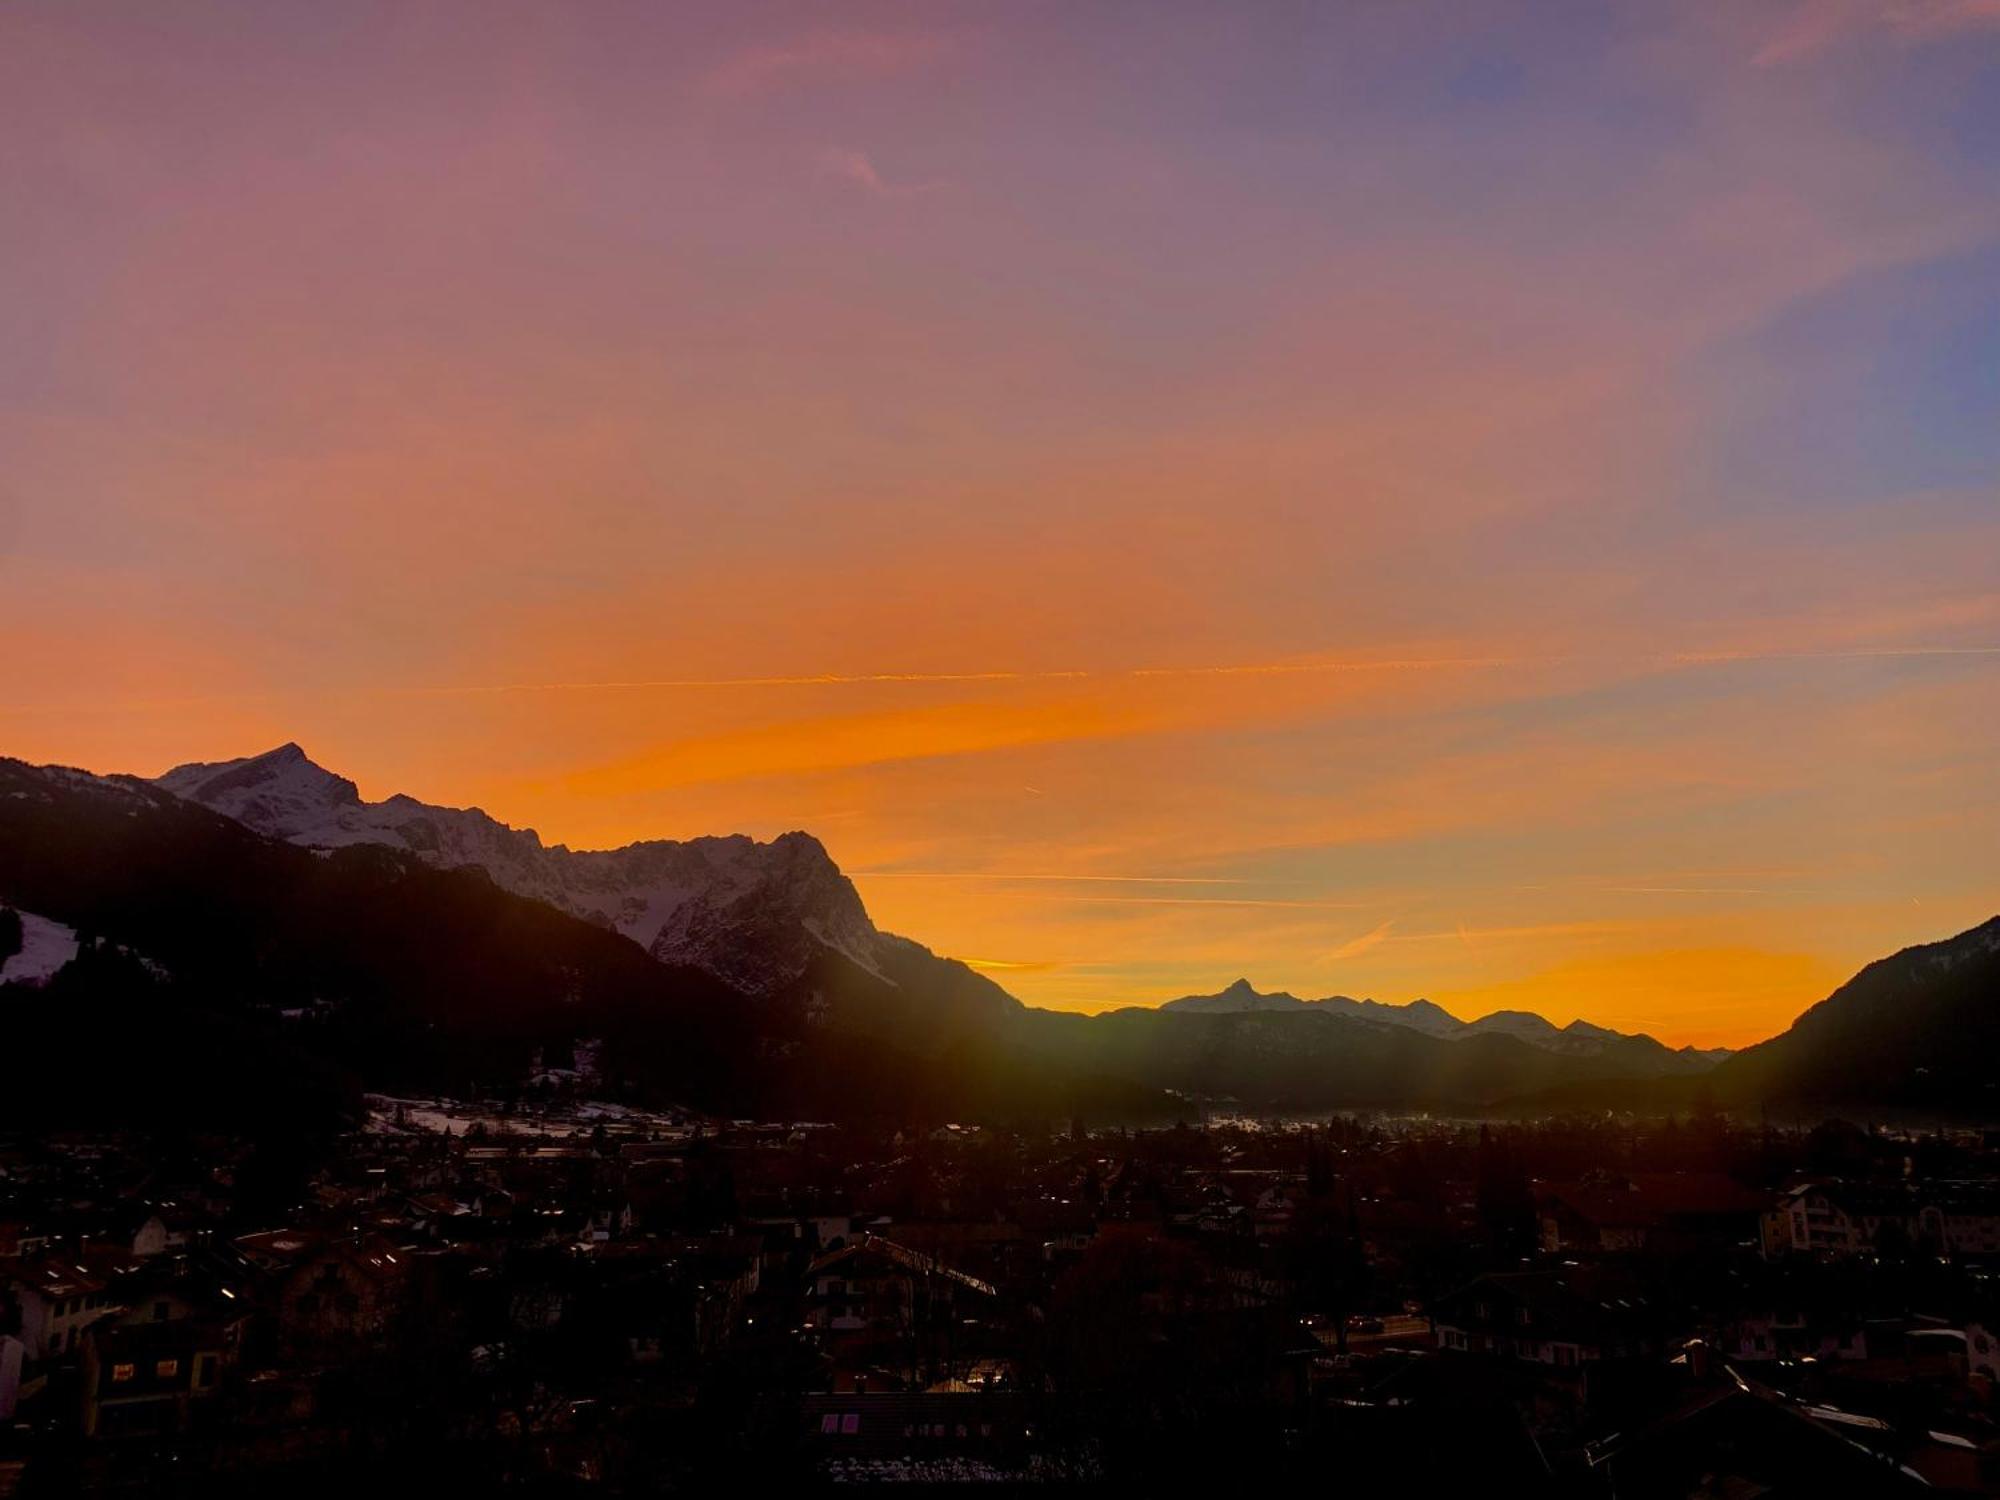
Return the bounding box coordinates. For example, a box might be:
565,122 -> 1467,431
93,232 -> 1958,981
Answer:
1711,916 -> 2000,1111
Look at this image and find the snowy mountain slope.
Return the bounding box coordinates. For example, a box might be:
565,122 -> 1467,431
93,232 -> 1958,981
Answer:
156,744 -> 889,996
0,909 -> 79,986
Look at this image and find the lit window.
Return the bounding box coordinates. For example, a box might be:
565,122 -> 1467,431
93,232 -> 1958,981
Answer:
111,1363 -> 135,1383
156,1359 -> 179,1379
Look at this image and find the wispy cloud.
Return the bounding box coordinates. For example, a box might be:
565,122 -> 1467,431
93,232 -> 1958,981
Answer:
1753,0 -> 2000,66
1605,886 -> 1803,896
851,871 -> 1264,885
7,642 -> 1996,720
562,697 -> 1153,794
371,642 -> 2000,699
699,32 -> 947,100
1387,922 -> 1639,946
814,146 -> 943,198
1328,919 -> 1396,961
981,894 -> 1374,911
1885,0 -> 2000,37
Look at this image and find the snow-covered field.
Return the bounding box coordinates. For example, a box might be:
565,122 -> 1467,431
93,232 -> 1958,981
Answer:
0,910 -> 79,986
363,1093 -> 698,1140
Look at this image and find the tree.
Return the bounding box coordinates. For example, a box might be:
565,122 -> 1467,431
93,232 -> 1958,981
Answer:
1476,1126 -> 1536,1257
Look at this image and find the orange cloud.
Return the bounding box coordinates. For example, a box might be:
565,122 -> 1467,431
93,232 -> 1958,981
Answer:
558,696 -> 1159,796
4,1 -> 1997,1056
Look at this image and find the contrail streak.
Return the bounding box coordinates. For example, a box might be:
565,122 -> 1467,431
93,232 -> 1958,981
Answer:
408,669 -> 1098,694
3,644 -> 1997,715
390,643 -> 2000,695
979,893 -> 1374,910
850,871 -> 1266,885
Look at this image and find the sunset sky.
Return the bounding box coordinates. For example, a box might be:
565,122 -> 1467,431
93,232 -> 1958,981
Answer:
5,2 -> 1998,1046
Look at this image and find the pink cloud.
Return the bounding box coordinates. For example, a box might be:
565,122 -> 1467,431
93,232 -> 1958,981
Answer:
700,31 -> 947,100
1753,0 -> 2000,65
1885,0 -> 2000,35
813,145 -> 942,198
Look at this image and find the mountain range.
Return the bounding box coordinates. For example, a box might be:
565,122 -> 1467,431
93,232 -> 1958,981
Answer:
3,743 -> 1995,1123
1156,979 -> 1733,1069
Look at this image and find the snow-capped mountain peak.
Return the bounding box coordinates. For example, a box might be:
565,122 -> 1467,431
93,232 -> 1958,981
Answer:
153,746 -> 887,995
156,742 -> 363,824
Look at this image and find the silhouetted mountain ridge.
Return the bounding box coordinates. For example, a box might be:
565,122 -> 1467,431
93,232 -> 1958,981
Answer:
1714,916 -> 2000,1108
1155,978 -> 1727,1070
16,748 -> 1995,1119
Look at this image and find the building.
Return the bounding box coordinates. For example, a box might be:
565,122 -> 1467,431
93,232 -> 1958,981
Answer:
1582,1364 -> 1930,1498
78,1319 -> 227,1438
1433,1270 -> 1663,1368
805,1234 -> 999,1375
0,1257 -> 119,1361
1536,1173 -> 1765,1255
1763,1181 -> 2000,1260
231,1229 -> 409,1362
800,1388 -> 1030,1467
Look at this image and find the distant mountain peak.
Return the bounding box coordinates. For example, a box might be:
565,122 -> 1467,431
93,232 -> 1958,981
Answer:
1161,980 -> 1303,1015
158,743 -> 360,812
1562,1018 -> 1619,1039
1469,1008 -> 1555,1031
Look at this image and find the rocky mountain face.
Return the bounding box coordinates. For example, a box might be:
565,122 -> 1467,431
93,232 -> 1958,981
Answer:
156,744 -> 891,997
1158,978 -> 1730,1070
137,748 -> 1739,1083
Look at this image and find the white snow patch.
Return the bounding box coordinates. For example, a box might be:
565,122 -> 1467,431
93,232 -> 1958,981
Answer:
1,911 -> 79,986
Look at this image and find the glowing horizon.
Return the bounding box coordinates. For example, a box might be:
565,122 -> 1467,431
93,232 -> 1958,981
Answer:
5,2 -> 1998,1050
